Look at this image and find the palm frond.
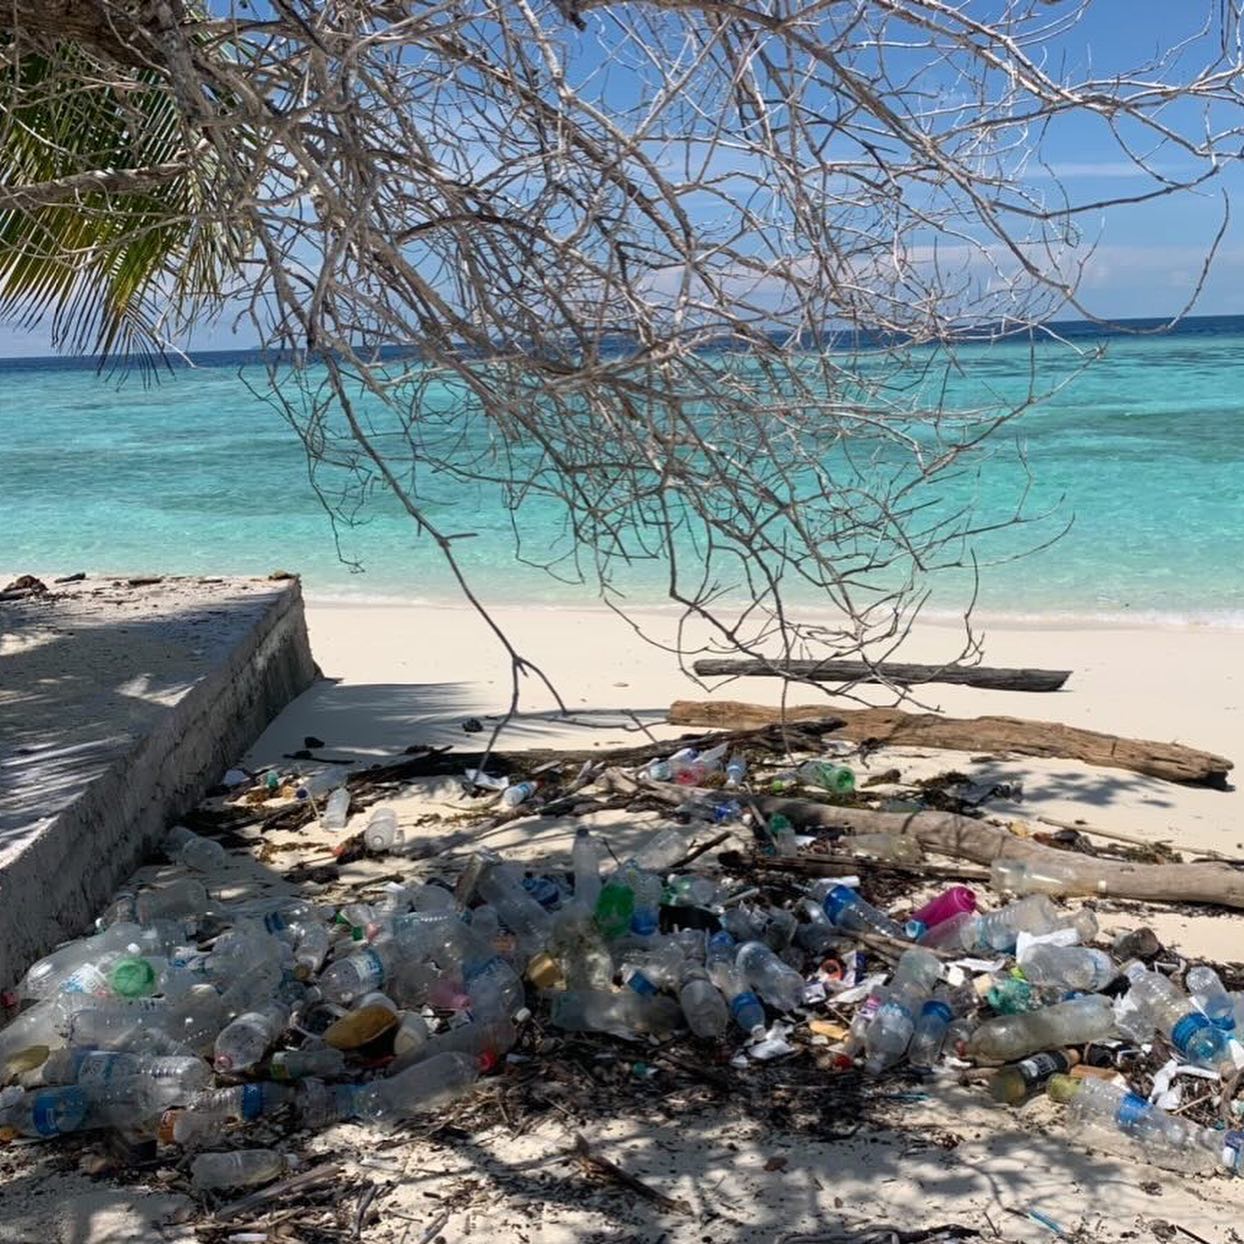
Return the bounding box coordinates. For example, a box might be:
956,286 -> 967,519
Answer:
0,37 -> 248,365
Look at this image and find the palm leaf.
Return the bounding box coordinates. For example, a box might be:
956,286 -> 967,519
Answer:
0,37 -> 249,365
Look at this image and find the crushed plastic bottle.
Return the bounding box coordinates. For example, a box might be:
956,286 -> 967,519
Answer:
192,1148 -> 288,1190
974,895 -> 1097,953
550,990 -> 682,1039
1186,965 -> 1236,1031
863,948 -> 941,1075
164,826 -> 229,872
298,1052 -> 479,1128
846,834 -> 923,864
215,1003 -> 289,1074
269,1047 -> 346,1081
967,993 -> 1115,1061
1019,944 -> 1116,993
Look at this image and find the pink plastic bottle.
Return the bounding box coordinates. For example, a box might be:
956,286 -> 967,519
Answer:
907,887 -> 976,938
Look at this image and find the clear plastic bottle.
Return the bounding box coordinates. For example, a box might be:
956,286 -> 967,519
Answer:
821,885 -> 907,940
725,755 -> 747,787
501,781 -> 538,809
318,942 -> 397,1005
390,1016 -> 515,1075
0,1085 -> 89,1137
135,879 -> 209,926
630,826 -> 692,873
678,964 -> 728,1039
918,910 -> 979,952
572,828 -> 603,911
967,994 -> 1115,1061
299,1052 -> 479,1128
768,814 -> 798,858
192,1149 -> 288,1190
214,1002 -> 289,1074
363,808 -> 402,852
907,996 -> 954,1071
550,905 -> 615,991
41,1048 -> 211,1093
476,865 -> 554,956
629,871 -> 664,937
1020,945 -> 1116,993
1047,1075 -> 1221,1174
796,760 -> 855,794
989,1049 -> 1078,1105
1186,965 -> 1236,1031
974,895 -> 1097,952
847,834 -> 923,864
990,857 -> 1105,898
162,1083 -> 294,1145
550,990 -> 683,1039
321,787 -> 351,829
1125,965 -> 1233,1070
736,941 -> 806,1013
863,948 -> 942,1075
270,1047 -> 347,1081
164,826 -> 229,872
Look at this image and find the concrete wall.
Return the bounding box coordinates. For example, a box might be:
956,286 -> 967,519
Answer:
0,576 -> 319,989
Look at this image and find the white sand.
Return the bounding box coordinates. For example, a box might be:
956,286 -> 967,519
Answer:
222,602 -> 1244,1242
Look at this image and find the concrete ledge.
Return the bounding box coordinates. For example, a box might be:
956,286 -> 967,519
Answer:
0,575 -> 318,989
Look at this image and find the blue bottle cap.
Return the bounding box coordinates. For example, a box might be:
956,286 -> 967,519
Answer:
906,920 -> 928,941
822,884 -> 858,923
921,999 -> 953,1022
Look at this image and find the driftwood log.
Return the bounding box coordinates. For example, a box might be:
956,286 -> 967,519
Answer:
615,774 -> 1244,912
669,699 -> 1233,788
691,657 -> 1070,692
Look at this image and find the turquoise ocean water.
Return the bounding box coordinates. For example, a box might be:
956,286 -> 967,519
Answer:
2,317 -> 1242,624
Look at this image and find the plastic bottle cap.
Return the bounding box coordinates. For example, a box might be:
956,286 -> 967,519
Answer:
110,957 -> 157,998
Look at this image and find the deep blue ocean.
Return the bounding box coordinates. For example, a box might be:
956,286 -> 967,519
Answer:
2,317 -> 1241,623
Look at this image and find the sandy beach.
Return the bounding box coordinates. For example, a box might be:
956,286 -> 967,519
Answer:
240,600 -> 1244,1243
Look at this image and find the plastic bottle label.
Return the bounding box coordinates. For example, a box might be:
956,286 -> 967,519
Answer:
32,1090 -> 82,1137
1014,1051 -> 1068,1084
263,912 -> 288,934
240,1084 -> 266,1120
1114,1092 -> 1153,1131
1222,1130 -> 1244,1172
76,1054 -> 122,1085
628,972 -> 658,997
61,964 -> 110,996
360,948 -> 385,987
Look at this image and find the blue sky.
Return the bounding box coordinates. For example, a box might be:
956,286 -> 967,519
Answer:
2,1 -> 1242,359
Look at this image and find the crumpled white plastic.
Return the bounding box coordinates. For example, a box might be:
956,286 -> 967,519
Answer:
1014,925 -> 1083,963
747,1021 -> 796,1061
1148,1057 -> 1221,1109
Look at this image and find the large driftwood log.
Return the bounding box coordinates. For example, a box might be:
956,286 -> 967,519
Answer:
691,657 -> 1070,692
668,699 -> 1233,788
751,798 -> 1244,909
613,773 -> 1244,911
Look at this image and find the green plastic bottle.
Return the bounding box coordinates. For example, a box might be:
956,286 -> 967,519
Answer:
594,880 -> 635,939
796,760 -> 855,795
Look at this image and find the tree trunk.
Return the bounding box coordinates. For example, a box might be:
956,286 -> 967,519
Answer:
668,699 -> 1232,788
691,657 -> 1070,692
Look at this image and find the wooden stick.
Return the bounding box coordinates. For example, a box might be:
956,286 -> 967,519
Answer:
213,1160 -> 344,1222
572,1134 -> 692,1215
691,657 -> 1070,692
668,699 -> 1232,787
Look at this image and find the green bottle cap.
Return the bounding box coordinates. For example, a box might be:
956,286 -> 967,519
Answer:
110,956 -> 157,998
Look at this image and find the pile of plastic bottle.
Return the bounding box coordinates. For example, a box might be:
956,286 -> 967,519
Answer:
2,745 -> 1243,1192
